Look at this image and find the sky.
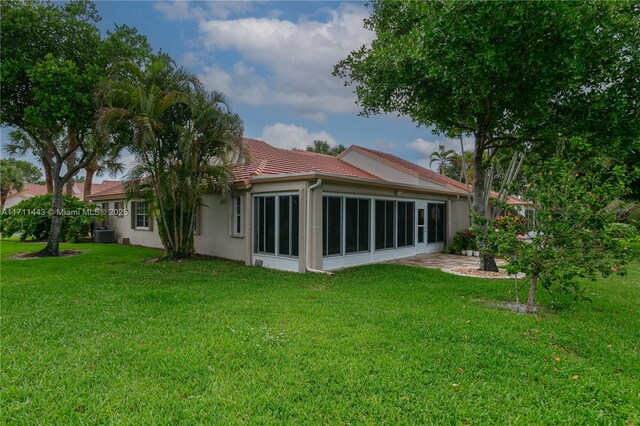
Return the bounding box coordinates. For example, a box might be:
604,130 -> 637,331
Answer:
2,0 -> 473,182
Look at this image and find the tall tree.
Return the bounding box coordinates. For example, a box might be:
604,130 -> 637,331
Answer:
306,140 -> 346,156
0,159 -> 26,210
1,0 -> 151,256
81,133 -> 125,197
429,144 -> 455,175
97,58 -> 244,259
334,1 -> 639,271
5,128 -> 56,193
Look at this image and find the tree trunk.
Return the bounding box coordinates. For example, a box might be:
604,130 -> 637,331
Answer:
472,133 -> 499,272
526,275 -> 538,314
37,176 -> 65,257
66,127 -> 76,196
84,165 -> 97,198
42,155 -> 54,193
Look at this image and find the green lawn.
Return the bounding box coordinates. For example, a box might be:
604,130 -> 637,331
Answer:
1,240 -> 639,425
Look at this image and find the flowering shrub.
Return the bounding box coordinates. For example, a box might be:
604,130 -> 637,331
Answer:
446,228 -> 477,253
494,214 -> 527,234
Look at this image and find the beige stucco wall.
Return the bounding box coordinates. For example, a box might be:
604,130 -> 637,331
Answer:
95,178 -> 470,272
101,194 -> 245,261
340,150 -> 419,185
449,199 -> 472,241
3,194 -> 32,210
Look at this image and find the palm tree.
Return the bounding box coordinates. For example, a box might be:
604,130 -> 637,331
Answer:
429,144 -> 456,174
82,133 -> 125,198
0,159 -> 26,210
449,151 -> 474,182
97,57 -> 244,258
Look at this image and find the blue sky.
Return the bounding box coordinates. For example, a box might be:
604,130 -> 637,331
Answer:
3,1 -> 471,181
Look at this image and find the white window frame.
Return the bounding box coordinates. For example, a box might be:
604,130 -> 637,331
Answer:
252,192 -> 299,258
135,201 -> 150,230
231,196 -> 243,237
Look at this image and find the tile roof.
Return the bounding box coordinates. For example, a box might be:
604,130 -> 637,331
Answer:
236,138 -> 381,182
9,183 -> 50,197
339,145 -> 471,193
7,180 -> 123,201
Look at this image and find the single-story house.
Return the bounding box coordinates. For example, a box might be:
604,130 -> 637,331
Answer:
3,180 -> 121,210
87,138 -> 476,273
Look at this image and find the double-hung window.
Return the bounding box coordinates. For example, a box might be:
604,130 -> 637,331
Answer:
232,196 -> 242,236
136,202 -> 149,229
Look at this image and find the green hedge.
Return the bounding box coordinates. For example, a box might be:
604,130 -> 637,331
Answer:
1,194 -> 102,242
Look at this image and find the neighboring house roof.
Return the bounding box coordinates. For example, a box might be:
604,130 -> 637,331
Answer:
5,180 -> 122,205
338,145 -> 471,193
506,195 -> 531,206
8,183 -> 50,198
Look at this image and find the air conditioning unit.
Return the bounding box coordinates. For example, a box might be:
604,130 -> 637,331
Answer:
93,229 -> 115,243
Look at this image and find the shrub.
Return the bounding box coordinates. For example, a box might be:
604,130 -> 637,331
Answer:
628,204 -> 640,231
606,222 -> 639,240
0,194 -> 102,242
446,228 -> 476,253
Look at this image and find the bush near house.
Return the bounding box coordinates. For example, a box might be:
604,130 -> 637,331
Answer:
606,222 -> 639,241
446,228 -> 477,254
0,195 -> 101,242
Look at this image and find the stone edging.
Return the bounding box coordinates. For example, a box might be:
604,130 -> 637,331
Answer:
441,268 -> 526,280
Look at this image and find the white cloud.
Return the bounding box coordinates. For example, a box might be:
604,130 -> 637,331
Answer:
258,123 -> 337,150
407,137 -> 474,170
154,1 -> 254,21
196,4 -> 374,121
375,139 -> 396,150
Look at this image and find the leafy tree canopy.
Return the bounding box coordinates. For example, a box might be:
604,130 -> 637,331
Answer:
306,140 -> 346,156
335,0 -> 639,269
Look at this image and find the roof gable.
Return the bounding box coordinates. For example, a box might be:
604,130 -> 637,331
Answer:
338,145 -> 469,193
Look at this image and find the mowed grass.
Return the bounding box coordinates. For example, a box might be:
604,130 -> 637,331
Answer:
1,241 -> 639,425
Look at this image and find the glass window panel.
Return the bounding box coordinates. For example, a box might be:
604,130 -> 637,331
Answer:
291,196 -> 299,256
278,196 -> 290,255
323,197 -> 328,256
358,199 -> 370,252
418,208 -> 425,243
375,200 -> 385,250
397,202 -> 406,247
407,202 -> 415,246
345,198 -> 358,253
326,197 -> 342,256
235,197 -> 241,234
254,198 -> 261,252
265,197 -> 276,253
437,204 -> 445,242
385,201 -> 394,249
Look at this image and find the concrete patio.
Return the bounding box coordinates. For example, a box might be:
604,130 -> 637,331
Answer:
388,253 -> 506,271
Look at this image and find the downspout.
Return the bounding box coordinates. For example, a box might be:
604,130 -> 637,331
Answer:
306,179 -> 334,275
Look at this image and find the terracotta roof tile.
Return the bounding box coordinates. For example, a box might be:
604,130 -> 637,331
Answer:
238,138 -> 380,181
341,145 -> 470,192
